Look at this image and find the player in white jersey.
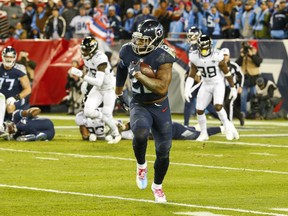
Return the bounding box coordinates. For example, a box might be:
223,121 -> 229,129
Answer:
71,36 -> 121,144
75,111 -> 133,141
184,35 -> 239,141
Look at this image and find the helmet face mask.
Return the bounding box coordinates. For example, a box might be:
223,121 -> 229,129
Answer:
187,27 -> 201,45
80,36 -> 98,60
132,19 -> 164,55
2,46 -> 17,68
198,35 -> 212,57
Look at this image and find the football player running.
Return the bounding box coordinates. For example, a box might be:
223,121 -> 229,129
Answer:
184,35 -> 239,141
0,46 -> 31,136
115,19 -> 175,202
72,36 -> 121,144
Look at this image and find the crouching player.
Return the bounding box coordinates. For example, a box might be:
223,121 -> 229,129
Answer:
75,110 -> 133,142
10,107 -> 55,141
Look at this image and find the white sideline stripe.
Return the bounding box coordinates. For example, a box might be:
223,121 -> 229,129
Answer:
0,184 -> 286,216
205,141 -> 288,148
174,212 -> 227,216
240,134 -> 288,137
272,208 -> 288,212
0,148 -> 287,175
35,157 -> 59,161
249,152 -> 277,156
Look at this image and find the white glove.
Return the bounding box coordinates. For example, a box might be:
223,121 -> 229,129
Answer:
229,87 -> 238,101
81,81 -> 88,95
70,67 -> 83,77
6,97 -> 17,105
184,77 -> 194,103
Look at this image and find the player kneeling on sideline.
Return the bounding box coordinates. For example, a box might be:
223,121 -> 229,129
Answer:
5,107 -> 55,141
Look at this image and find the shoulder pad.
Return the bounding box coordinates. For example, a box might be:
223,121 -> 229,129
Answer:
159,44 -> 176,58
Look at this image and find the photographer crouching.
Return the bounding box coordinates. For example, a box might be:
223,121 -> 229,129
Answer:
236,41 -> 263,117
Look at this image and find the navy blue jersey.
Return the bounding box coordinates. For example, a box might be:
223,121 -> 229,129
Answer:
0,64 -> 26,98
119,43 -> 175,103
12,110 -> 55,140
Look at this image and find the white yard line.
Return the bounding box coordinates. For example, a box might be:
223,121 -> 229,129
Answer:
205,140 -> 288,148
34,157 -> 59,161
0,148 -> 287,175
0,184 -> 286,216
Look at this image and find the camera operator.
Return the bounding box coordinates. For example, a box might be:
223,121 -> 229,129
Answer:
236,41 -> 262,116
252,77 -> 287,120
64,60 -> 84,115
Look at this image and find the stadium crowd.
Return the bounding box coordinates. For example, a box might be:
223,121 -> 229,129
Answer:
0,0 -> 287,40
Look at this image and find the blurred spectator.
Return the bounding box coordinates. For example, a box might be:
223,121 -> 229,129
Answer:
2,0 -> 23,28
252,0 -> 271,39
169,1 -> 185,39
230,0 -> 243,38
83,0 -> 93,16
30,3 -> 51,38
132,0 -> 142,16
236,41 -> 262,116
46,0 -> 57,15
183,1 -> 201,32
122,8 -> 135,39
70,6 -> 91,39
104,0 -> 122,17
198,1 -> 210,35
107,5 -> 122,39
270,0 -> 288,39
119,0 -> 134,19
43,6 -> 66,39
141,0 -> 154,13
62,0 -> 79,39
133,4 -> 157,32
253,76 -> 287,119
215,0 -> 236,15
153,0 -> 180,37
239,1 -> 255,39
21,3 -> 35,37
13,22 -> 28,39
56,0 -> 65,15
0,9 -> 9,39
64,60 -> 84,115
207,5 -> 227,39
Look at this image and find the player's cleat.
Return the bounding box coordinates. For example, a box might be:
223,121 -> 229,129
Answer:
196,132 -> 209,141
151,184 -> 167,203
240,112 -> 245,126
136,166 -> 148,190
232,127 -> 240,140
0,124 -> 9,138
107,134 -> 121,144
16,134 -> 36,141
225,129 -> 234,140
36,132 -> 47,141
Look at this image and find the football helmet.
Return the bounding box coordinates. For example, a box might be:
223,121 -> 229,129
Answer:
132,19 -> 164,55
80,36 -> 98,60
198,35 -> 212,57
187,26 -> 202,45
2,46 -> 17,68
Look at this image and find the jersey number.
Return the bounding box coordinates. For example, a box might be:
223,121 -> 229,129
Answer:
197,66 -> 217,78
0,78 -> 15,90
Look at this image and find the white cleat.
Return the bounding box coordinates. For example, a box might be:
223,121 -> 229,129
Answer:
225,129 -> 234,140
107,134 -> 122,144
151,185 -> 167,203
232,127 -> 240,140
196,132 -> 209,141
136,166 -> 148,190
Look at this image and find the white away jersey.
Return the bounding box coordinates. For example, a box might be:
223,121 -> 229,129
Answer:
189,49 -> 225,84
84,50 -> 115,90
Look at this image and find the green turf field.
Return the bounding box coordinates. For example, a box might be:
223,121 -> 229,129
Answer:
0,114 -> 288,216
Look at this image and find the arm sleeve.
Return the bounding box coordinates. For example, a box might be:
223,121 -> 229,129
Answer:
116,60 -> 128,87
250,53 -> 263,67
83,72 -> 105,87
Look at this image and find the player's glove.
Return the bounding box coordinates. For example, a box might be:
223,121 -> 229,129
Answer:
116,94 -> 129,112
128,61 -> 141,77
81,81 -> 88,95
70,67 -> 83,77
6,95 -> 20,105
229,86 -> 238,101
184,77 -> 194,103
